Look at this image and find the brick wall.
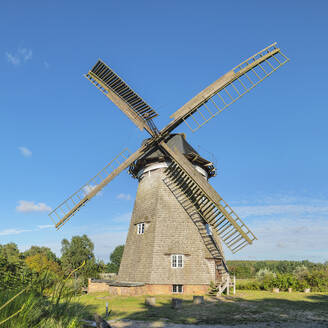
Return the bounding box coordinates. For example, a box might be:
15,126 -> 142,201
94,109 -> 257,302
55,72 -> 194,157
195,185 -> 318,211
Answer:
88,279 -> 111,293
88,280 -> 210,296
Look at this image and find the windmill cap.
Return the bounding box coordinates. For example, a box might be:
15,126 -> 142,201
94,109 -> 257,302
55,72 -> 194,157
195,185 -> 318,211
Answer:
129,134 -> 216,178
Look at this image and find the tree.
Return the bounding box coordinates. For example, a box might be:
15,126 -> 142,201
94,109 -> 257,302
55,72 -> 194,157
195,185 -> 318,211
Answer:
23,246 -> 58,263
0,243 -> 20,262
25,254 -> 61,275
61,235 -> 97,282
106,245 -> 124,273
96,259 -> 106,273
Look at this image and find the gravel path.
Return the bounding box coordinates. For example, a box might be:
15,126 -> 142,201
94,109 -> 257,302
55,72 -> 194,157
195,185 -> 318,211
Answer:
108,319 -> 328,328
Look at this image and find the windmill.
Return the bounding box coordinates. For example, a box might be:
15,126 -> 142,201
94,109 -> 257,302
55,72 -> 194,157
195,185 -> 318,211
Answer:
49,42 -> 289,295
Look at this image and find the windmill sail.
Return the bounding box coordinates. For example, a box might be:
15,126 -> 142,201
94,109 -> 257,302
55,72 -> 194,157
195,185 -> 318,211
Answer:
161,142 -> 256,253
85,60 -> 158,136
49,147 -> 147,229
164,42 -> 289,133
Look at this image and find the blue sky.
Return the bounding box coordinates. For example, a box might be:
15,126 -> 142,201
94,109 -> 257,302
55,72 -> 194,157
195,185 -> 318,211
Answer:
1,1 -> 327,263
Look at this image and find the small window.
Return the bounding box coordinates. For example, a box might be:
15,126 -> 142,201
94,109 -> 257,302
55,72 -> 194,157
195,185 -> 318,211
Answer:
205,223 -> 212,236
137,223 -> 145,234
172,284 -> 183,293
171,254 -> 183,268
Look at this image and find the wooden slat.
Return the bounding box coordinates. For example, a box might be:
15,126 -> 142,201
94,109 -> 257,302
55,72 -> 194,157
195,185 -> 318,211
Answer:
86,59 -> 159,136
169,49 -> 279,122
161,142 -> 256,253
161,43 -> 289,135
86,72 -> 152,134
50,145 -> 148,229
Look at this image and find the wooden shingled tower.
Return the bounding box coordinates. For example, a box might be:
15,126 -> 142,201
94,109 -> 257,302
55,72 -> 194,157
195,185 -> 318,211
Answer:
49,43 -> 289,295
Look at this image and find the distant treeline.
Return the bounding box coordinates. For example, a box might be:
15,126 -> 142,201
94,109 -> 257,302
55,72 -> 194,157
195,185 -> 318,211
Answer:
226,260 -> 328,279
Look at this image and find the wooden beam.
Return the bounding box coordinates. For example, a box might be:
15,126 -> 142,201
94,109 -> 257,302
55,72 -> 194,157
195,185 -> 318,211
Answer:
54,145 -> 148,229
169,48 -> 279,123
161,46 -> 282,136
87,72 -> 154,136
160,142 -> 254,244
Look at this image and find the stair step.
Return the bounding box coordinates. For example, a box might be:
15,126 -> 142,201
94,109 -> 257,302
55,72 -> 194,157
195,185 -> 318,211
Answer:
163,161 -> 256,254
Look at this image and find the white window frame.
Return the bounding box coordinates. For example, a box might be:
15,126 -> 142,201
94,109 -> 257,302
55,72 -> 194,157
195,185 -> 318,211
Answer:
137,222 -> 145,234
171,254 -> 183,268
172,284 -> 183,293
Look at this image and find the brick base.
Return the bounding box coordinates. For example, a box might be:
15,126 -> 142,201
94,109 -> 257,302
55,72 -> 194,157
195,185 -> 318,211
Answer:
88,280 -> 209,296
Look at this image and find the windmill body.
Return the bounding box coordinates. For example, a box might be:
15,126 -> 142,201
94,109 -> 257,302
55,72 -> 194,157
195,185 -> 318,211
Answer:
117,134 -> 225,294
49,43 -> 289,295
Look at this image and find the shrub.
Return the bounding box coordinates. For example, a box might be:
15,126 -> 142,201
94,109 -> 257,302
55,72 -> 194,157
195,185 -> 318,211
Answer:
296,279 -> 310,291
304,270 -> 328,292
236,280 -> 262,290
293,265 -> 309,279
255,268 -> 276,281
267,274 -> 298,291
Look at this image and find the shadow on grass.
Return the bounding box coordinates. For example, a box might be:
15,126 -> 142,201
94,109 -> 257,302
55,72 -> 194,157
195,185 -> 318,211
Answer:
101,293 -> 328,326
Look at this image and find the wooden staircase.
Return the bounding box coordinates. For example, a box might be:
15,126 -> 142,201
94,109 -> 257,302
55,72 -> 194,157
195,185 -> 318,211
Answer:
163,172 -> 225,260
163,168 -> 239,296
162,159 -> 256,254
163,171 -> 235,295
210,266 -> 235,297
214,259 -> 233,296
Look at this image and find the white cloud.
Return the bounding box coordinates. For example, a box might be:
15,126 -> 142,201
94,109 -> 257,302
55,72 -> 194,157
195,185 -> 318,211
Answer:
0,228 -> 31,236
234,204 -> 328,218
83,184 -> 102,196
117,193 -> 131,201
6,53 -> 20,65
83,184 -> 97,194
18,146 -> 32,157
227,216 -> 328,262
224,195 -> 328,262
16,200 -> 52,213
19,48 -> 32,61
5,47 -> 32,66
0,224 -> 53,237
37,224 -> 53,230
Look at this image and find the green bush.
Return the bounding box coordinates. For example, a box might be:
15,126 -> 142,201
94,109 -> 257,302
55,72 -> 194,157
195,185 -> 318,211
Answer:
296,279 -> 310,291
267,274 -> 298,291
304,270 -> 328,292
228,260 -> 328,279
236,280 -> 262,290
0,256 -> 33,291
255,268 -> 276,281
236,269 -> 328,292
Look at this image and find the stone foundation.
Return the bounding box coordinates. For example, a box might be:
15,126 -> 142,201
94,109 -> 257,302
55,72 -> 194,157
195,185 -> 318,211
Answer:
88,279 -> 209,296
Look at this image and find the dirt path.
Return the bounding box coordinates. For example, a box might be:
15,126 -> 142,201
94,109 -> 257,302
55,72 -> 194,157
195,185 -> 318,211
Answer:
109,319 -> 327,328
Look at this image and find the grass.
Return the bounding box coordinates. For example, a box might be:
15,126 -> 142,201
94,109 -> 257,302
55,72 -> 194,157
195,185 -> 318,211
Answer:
0,288 -> 91,328
76,290 -> 328,325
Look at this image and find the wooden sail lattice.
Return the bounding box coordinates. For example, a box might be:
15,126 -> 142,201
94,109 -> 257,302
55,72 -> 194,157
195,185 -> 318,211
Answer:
171,43 -> 289,132
163,161 -> 256,253
162,173 -> 231,276
85,60 -> 158,134
49,149 -> 131,229
161,142 -> 257,253
163,174 -> 225,259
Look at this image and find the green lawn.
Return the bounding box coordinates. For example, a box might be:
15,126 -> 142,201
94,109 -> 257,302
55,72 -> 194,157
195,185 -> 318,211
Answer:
76,290 -> 328,325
